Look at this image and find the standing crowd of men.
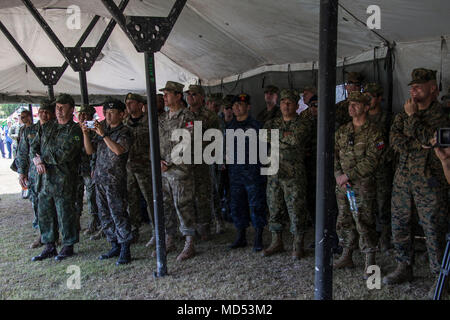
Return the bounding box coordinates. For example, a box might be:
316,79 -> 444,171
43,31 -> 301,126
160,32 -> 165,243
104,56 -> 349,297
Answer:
12,67 -> 450,297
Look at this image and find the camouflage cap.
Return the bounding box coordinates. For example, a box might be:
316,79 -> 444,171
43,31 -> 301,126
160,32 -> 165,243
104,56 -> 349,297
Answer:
55,93 -> 75,107
232,93 -> 251,105
125,92 -> 145,104
103,98 -> 126,112
364,83 -> 384,96
408,68 -> 437,85
345,71 -> 364,84
303,86 -> 317,95
264,85 -> 279,94
185,85 -> 205,96
39,98 -> 55,112
78,104 -> 96,115
279,89 -> 300,103
347,91 -> 371,105
159,81 -> 184,93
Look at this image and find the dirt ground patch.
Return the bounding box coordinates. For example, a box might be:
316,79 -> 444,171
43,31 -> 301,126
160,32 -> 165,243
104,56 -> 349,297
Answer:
0,158 -> 438,300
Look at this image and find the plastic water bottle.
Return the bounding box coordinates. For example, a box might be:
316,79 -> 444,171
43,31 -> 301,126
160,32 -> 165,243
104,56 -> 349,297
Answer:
346,184 -> 359,214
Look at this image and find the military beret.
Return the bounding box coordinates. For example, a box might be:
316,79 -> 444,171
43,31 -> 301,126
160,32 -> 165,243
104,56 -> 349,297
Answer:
280,89 -> 300,103
364,83 -> 384,96
55,93 -> 75,107
345,72 -> 364,84
408,68 -> 437,85
232,93 -> 251,105
348,91 -> 371,105
264,85 -> 279,94
103,99 -> 126,112
78,104 -> 96,115
159,81 -> 184,93
185,85 -> 205,96
125,92 -> 145,104
39,98 -> 55,112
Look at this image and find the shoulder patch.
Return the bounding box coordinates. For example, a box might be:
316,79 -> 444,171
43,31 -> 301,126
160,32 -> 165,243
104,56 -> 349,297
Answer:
376,140 -> 385,150
185,121 -> 194,129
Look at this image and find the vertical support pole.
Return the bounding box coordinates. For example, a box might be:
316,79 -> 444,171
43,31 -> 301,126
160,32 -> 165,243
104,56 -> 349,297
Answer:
315,0 -> 338,300
48,85 -> 55,101
79,72 -> 89,106
144,51 -> 167,277
28,103 -> 32,114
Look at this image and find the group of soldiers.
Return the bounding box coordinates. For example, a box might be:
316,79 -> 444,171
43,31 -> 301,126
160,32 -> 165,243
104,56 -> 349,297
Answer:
12,66 -> 450,296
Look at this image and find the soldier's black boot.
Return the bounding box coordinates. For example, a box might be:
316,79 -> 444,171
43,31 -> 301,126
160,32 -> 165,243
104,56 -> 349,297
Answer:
229,228 -> 247,249
32,242 -> 58,261
116,242 -> 131,265
99,241 -> 120,260
55,245 -> 74,261
252,228 -> 264,252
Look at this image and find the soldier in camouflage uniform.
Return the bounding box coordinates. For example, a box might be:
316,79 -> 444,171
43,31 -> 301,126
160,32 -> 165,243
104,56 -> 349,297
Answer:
363,83 -> 395,252
30,94 -> 83,262
124,93 -> 154,245
383,68 -> 449,287
256,85 -> 282,125
333,91 -> 385,278
335,72 -> 364,129
159,81 -> 197,261
262,89 -> 312,259
186,85 -> 221,240
17,100 -> 54,249
75,105 -> 99,236
83,99 -> 133,265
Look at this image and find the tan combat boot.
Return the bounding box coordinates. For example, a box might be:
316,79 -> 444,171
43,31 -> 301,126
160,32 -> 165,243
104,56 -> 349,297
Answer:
176,236 -> 195,261
29,234 -> 43,249
382,262 -> 413,285
333,248 -> 354,269
292,234 -> 305,260
262,232 -> 284,257
151,234 -> 177,257
363,252 -> 376,279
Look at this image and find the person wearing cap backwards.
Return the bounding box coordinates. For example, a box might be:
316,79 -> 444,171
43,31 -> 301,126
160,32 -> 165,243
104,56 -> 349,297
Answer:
336,72 -> 365,129
123,92 -> 155,245
16,99 -> 55,249
333,91 -> 385,278
383,69 -> 449,295
75,105 -> 100,238
262,89 -> 312,259
186,85 -> 223,239
226,93 -> 267,251
363,83 -> 395,253
82,98 -> 133,265
256,85 -> 282,125
30,94 -> 83,262
159,81 -> 197,261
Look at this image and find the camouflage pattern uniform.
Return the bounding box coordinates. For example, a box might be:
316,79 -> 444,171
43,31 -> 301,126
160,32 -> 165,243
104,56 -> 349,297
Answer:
336,72 -> 364,129
334,94 -> 385,253
92,119 -> 133,244
124,93 -> 154,235
189,101 -> 220,236
159,82 -> 197,237
264,110 -> 312,237
390,100 -> 448,273
30,119 -> 83,246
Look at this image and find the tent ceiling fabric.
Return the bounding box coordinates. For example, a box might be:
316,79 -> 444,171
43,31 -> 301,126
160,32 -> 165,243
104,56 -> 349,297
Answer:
0,0 -> 449,99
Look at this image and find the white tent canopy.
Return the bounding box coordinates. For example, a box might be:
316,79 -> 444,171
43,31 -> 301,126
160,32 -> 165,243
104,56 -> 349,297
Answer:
0,0 -> 449,109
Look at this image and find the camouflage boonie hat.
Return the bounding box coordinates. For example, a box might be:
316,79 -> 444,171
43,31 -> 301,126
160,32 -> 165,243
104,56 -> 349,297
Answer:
78,104 -> 96,115
279,89 -> 299,103
348,91 -> 371,105
55,93 -> 75,107
159,81 -> 184,93
345,71 -> 364,84
408,68 -> 437,85
264,85 -> 279,94
232,93 -> 251,105
125,92 -> 145,103
103,98 -> 126,112
39,98 -> 55,112
185,85 -> 205,96
364,83 -> 384,96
